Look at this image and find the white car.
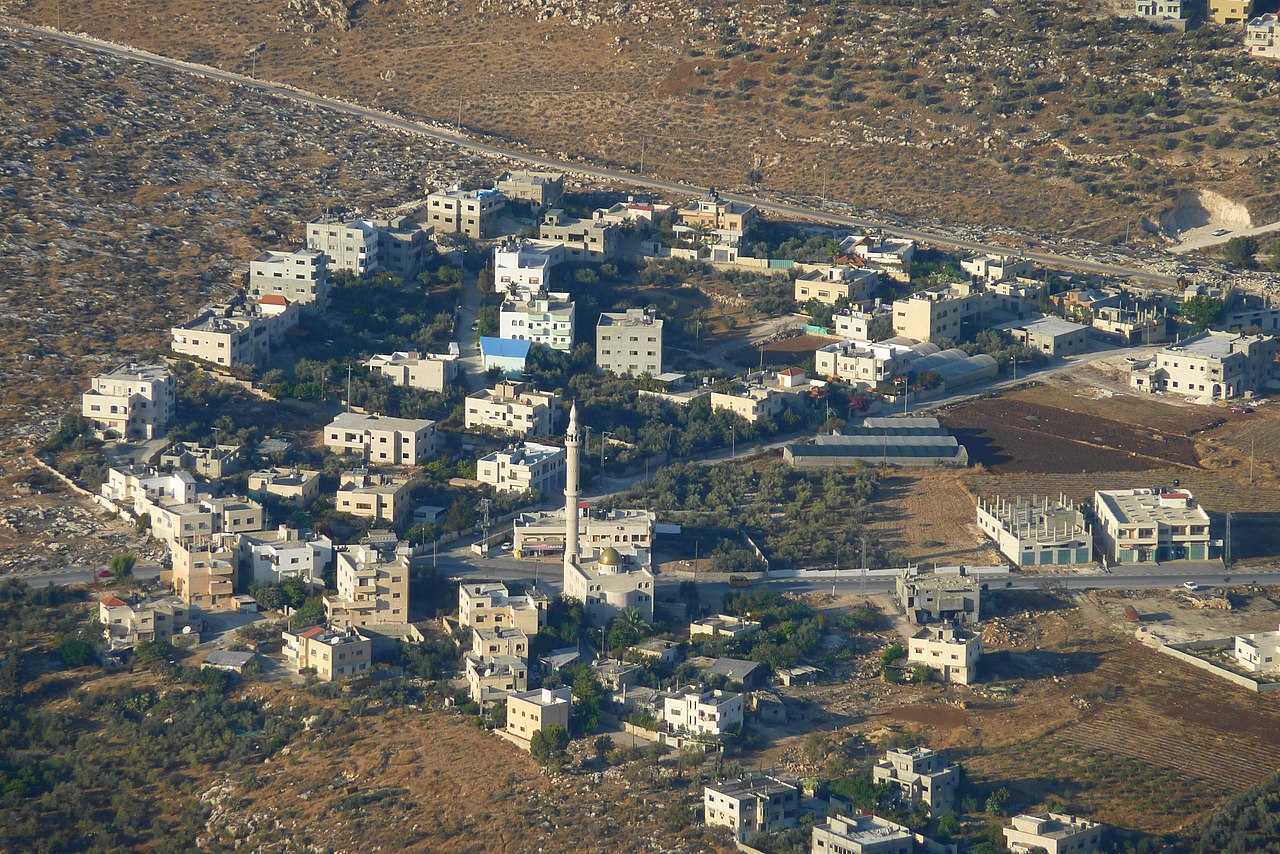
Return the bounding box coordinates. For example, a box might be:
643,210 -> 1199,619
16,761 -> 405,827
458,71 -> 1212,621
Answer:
1181,581 -> 1200,591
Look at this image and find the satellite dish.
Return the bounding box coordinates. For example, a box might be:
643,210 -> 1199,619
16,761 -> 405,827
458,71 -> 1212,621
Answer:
182,625 -> 192,634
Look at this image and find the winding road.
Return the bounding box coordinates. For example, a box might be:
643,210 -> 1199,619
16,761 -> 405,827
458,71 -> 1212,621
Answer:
3,19 -> 1179,287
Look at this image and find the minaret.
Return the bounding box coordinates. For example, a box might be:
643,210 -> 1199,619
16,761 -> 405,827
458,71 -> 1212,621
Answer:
563,402 -> 582,573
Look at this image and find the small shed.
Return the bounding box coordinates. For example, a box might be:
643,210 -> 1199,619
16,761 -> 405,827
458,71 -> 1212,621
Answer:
202,650 -> 256,673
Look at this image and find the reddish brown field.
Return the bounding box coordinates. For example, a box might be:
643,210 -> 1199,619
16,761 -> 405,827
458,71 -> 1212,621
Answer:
939,398 -> 1201,474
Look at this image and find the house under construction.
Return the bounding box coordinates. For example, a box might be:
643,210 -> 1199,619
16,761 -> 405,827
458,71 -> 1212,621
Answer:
976,494 -> 1094,568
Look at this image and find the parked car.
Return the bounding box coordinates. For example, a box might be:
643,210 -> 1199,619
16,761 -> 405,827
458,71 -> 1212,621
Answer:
1182,581 -> 1200,591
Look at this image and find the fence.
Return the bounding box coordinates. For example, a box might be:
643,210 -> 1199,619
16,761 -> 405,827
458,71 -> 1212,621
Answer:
1159,639 -> 1280,693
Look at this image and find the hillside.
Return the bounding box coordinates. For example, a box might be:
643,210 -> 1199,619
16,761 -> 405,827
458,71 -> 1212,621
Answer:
4,0 -> 1279,243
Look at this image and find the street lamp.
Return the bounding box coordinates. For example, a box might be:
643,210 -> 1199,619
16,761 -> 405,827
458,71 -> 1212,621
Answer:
897,377 -> 908,415
1011,355 -> 1017,384
601,431 -> 614,470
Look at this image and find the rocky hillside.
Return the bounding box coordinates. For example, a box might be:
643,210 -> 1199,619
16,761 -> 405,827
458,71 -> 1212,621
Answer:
4,0 -> 1279,241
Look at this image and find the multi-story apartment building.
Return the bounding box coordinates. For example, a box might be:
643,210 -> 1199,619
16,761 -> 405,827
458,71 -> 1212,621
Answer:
592,199 -> 673,227
976,494 -> 1094,568
663,687 -> 744,737
324,412 -> 437,465
814,339 -> 938,387
335,468 -> 413,525
1210,0 -> 1254,25
248,247 -> 331,309
960,253 -> 1033,283
908,623 -> 983,685
495,169 -> 564,209
465,654 -> 529,706
425,186 -> 505,239
477,441 -> 566,495
247,467 -> 322,505
365,349 -> 459,393
793,266 -> 880,306
158,442 -> 243,481
282,625 -> 371,682
505,687 -> 572,748
458,582 -> 542,634
895,568 -> 983,626
324,540 -> 412,629
891,282 -> 990,343
1003,813 -> 1103,854
81,363 -> 175,440
596,308 -> 663,377
237,525 -> 333,585
873,747 -> 961,817
371,215 -> 434,281
1094,488 -> 1214,564
703,776 -> 799,842
464,382 -> 559,436
99,594 -> 202,651
833,305 -> 893,341
101,465 -> 196,508
170,537 -> 238,607
1131,331 -> 1276,400
1091,303 -> 1170,345
471,625 -> 530,658
143,492 -> 264,550
171,299 -> 299,368
539,209 -> 621,262
499,291 -> 575,351
1248,13 -> 1280,58
493,238 -> 564,295
306,216 -> 380,277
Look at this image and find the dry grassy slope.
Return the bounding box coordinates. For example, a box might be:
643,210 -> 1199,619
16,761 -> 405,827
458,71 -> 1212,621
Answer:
0,30 -> 499,445
7,0 -> 1280,240
205,702 -> 735,853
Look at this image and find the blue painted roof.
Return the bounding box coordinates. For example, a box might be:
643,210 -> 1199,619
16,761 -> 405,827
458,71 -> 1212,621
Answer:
480,337 -> 532,359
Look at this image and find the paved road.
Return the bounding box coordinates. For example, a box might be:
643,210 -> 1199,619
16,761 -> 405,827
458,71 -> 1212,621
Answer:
0,20 -> 1177,288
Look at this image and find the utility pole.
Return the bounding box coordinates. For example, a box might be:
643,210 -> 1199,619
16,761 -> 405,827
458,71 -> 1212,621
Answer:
861,538 -> 867,597
457,98 -> 463,134
1250,436 -> 1255,484
639,137 -> 646,175
479,498 -> 492,557
1011,355 -> 1017,385
730,425 -> 736,459
1225,511 -> 1232,567
346,364 -> 353,413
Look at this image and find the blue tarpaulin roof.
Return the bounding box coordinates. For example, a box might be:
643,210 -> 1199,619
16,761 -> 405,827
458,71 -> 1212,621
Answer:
480,337 -> 532,358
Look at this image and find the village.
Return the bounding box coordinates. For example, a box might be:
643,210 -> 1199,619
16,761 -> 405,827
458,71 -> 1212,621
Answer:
16,160 -> 1280,854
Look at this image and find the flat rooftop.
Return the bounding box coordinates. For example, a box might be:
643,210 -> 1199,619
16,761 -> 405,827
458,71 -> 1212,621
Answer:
329,412 -> 436,433
1095,489 -> 1209,526
994,316 -> 1089,336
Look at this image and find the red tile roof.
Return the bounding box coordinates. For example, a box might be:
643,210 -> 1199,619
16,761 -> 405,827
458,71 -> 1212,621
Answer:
259,294 -> 289,306
298,626 -> 325,639
100,595 -> 127,607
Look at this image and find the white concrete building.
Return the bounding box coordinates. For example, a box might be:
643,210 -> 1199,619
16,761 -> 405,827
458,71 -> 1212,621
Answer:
306,216 -> 380,277
514,506 -> 655,565
81,363 -> 175,440
247,467 -> 322,505
1094,488 -> 1213,564
908,623 -> 982,685
493,238 -> 563,295
872,748 -> 960,817
237,526 -> 333,585
499,292 -> 575,352
248,247 -> 331,309
471,625 -> 530,658
976,494 -> 1093,568
812,814 -> 915,854
495,170 -> 564,209
170,300 -> 299,368
833,305 -> 893,341
1235,625 -> 1280,674
960,254 -> 1033,283
891,282 -> 990,343
703,776 -> 799,842
1130,331 -> 1276,401
663,687 -> 744,737
365,350 -> 459,393
840,232 -> 916,281
814,339 -> 939,386
335,468 -> 413,525
101,465 -> 196,508
476,441 -> 566,495
426,186 -> 505,239
596,308 -> 663,377
1004,813 -> 1103,854
324,412 -> 437,465
464,382 -> 559,436
1248,13 -> 1280,60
